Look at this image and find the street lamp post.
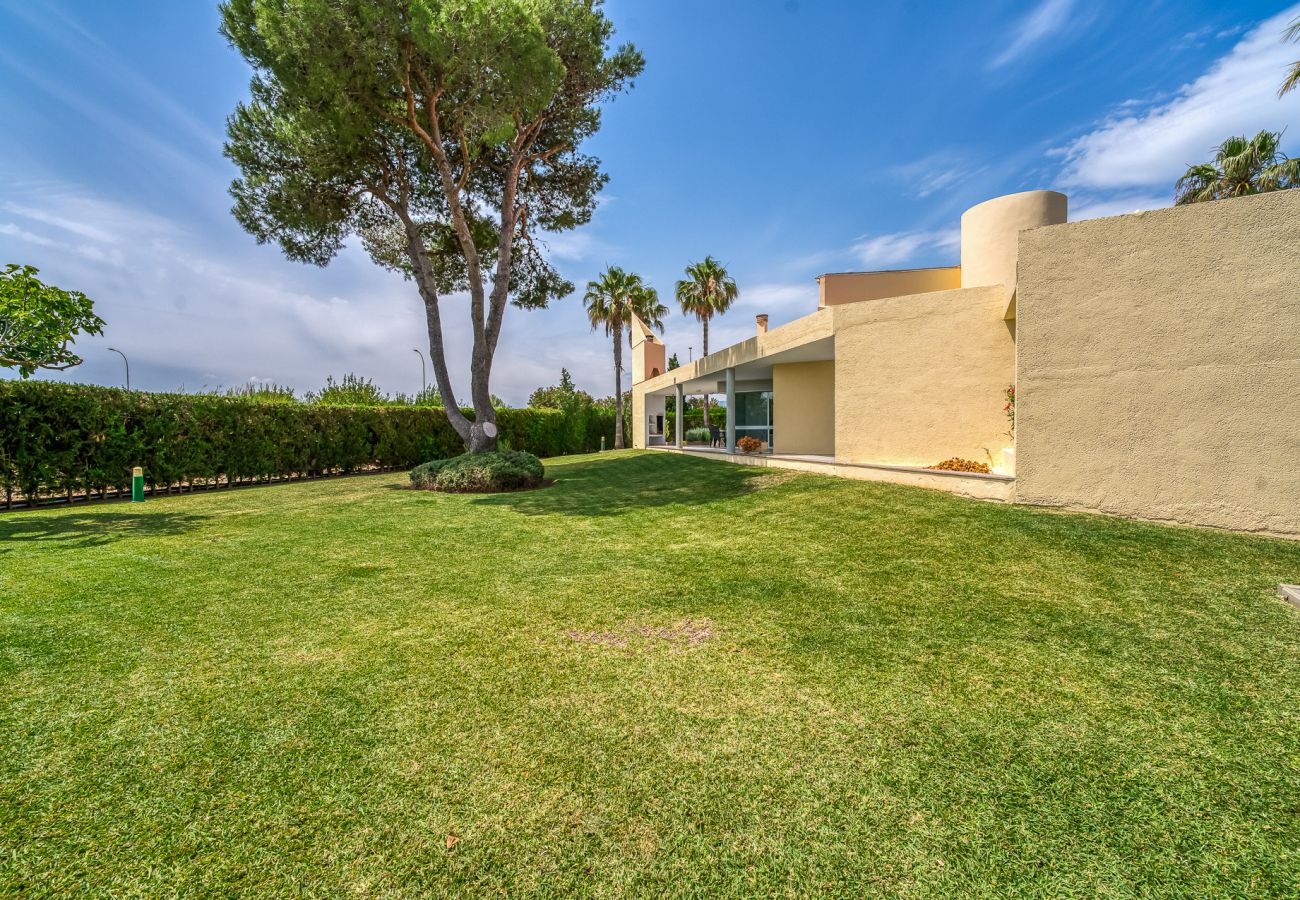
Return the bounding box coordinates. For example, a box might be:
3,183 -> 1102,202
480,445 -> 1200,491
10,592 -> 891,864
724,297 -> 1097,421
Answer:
107,347 -> 130,391
412,348 -> 426,395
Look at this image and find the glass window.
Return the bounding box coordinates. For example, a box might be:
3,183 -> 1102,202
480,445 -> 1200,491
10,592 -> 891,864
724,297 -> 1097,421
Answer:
733,390 -> 773,448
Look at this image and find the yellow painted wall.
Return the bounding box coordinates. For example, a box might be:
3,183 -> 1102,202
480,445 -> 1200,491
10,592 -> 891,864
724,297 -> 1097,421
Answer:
832,286 -> 1015,468
818,267 -> 961,307
772,361 -> 835,455
1015,190 -> 1300,537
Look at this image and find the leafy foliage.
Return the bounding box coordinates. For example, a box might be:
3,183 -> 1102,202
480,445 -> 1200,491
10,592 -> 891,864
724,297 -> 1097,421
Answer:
684,427 -> 711,443
310,373 -> 389,406
0,264 -> 105,377
1175,131 -> 1300,204
675,256 -> 738,355
225,382 -> 299,404
0,381 -> 613,505
583,267 -> 664,449
1281,16 -> 1300,97
409,449 -> 544,492
675,256 -> 737,426
528,367 -> 592,411
1004,384 -> 1015,440
220,0 -> 643,452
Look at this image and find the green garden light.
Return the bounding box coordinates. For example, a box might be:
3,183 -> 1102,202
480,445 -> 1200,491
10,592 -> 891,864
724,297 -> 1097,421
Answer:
131,467 -> 144,503
600,435 -> 605,452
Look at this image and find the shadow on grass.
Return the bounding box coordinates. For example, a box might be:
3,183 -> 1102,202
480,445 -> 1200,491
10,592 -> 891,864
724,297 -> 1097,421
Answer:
471,451 -> 779,517
0,510 -> 210,551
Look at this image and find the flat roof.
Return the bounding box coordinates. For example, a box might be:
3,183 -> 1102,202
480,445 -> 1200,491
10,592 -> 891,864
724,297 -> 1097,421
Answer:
815,264 -> 960,280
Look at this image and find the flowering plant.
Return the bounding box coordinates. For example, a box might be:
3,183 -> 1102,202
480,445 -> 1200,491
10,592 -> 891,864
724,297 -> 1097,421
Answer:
736,436 -> 763,454
1003,384 -> 1015,440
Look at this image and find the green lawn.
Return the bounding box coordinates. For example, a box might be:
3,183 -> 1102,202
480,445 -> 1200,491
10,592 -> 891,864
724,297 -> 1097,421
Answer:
3,451 -> 1299,897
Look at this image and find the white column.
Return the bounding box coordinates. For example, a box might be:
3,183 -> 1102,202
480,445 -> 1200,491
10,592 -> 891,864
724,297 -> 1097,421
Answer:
725,367 -> 736,453
675,384 -> 684,448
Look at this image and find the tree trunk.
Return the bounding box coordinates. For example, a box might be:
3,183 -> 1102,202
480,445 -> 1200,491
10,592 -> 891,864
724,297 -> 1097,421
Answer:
399,214 -> 475,452
613,321 -> 624,450
701,315 -> 710,437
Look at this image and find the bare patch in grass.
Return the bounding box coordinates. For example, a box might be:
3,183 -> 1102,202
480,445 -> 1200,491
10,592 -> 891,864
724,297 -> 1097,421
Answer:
564,618 -> 714,654
740,470 -> 800,492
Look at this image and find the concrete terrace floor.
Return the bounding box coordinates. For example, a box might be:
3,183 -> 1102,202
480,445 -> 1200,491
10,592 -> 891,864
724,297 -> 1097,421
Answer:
2,450 -> 1299,897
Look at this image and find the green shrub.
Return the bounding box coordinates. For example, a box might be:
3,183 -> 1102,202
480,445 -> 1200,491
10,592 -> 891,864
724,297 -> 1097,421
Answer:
684,426 -> 711,443
411,450 -> 545,493
0,381 -> 612,505
408,458 -> 448,489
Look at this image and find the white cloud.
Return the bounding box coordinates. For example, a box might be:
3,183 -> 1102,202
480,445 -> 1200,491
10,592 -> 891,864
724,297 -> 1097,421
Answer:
1,222 -> 58,248
991,0 -> 1077,70
0,182 -> 621,404
538,229 -> 611,263
0,1 -> 222,151
2,202 -> 118,244
891,152 -> 984,198
735,281 -> 817,313
851,229 -> 959,269
1058,5 -> 1300,190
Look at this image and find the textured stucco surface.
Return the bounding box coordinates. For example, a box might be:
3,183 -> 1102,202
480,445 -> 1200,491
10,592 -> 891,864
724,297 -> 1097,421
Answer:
1016,190 -> 1300,537
818,267 -> 961,307
772,361 -> 835,455
832,286 -> 1014,468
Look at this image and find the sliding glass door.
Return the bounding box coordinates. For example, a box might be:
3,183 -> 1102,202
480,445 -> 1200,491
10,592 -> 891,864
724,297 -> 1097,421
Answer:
734,390 -> 773,450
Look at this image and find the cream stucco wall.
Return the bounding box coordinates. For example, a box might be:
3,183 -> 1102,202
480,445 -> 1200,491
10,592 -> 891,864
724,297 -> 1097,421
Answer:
1015,190 -> 1300,537
832,286 -> 1015,468
818,267 -> 961,307
632,386 -> 646,449
772,361 -> 835,455
961,190 -> 1067,303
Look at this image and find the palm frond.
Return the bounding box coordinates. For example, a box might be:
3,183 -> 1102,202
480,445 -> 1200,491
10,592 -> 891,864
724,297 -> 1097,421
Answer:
1281,18 -> 1300,96
1175,130 -> 1296,203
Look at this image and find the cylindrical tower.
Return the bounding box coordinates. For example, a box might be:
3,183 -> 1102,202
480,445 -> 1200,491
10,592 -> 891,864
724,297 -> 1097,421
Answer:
960,190 -> 1067,300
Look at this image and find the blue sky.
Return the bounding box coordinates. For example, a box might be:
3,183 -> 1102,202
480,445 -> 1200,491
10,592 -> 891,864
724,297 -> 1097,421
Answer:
2,0 -> 1299,402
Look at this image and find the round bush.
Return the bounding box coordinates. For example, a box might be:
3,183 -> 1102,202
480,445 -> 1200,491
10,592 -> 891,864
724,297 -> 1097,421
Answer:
684,427 -> 711,443
409,450 -> 545,493
409,458 -> 449,489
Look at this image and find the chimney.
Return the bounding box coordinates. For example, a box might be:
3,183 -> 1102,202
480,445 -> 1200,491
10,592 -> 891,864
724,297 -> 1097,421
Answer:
756,314 -> 769,336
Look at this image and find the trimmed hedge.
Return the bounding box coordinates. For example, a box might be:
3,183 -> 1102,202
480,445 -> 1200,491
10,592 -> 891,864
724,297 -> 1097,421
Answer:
0,381 -> 614,506
666,406 -> 726,441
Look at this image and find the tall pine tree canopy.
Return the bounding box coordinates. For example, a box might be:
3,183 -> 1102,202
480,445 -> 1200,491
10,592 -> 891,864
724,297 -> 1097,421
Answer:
220,0 -> 643,451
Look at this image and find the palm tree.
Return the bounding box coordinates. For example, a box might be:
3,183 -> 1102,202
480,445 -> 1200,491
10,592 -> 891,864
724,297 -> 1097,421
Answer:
1175,131 -> 1300,204
584,267 -> 661,449
1280,17 -> 1300,97
674,256 -> 738,432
